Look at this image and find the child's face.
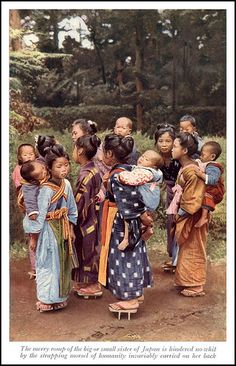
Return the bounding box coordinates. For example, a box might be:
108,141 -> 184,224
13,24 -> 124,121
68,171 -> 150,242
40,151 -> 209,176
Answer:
156,132 -> 174,154
137,151 -> 156,168
30,162 -> 47,181
72,124 -> 85,143
72,146 -> 83,164
114,120 -> 131,137
20,146 -> 36,163
171,138 -> 186,160
200,145 -> 216,163
51,157 -> 70,180
179,120 -> 196,133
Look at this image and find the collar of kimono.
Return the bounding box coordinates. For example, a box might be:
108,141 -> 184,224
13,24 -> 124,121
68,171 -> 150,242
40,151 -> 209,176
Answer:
41,179 -> 67,203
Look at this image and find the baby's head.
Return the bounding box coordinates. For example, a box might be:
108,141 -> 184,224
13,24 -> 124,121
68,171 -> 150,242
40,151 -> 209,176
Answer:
200,141 -> 222,163
179,115 -> 197,134
137,150 -> 164,169
20,161 -> 48,185
114,117 -> 133,137
17,144 -> 37,165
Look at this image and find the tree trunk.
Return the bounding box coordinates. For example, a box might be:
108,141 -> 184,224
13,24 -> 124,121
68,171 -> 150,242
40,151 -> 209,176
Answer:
135,22 -> 144,132
9,10 -> 22,51
172,42 -> 177,111
94,43 -> 106,84
116,59 -> 124,89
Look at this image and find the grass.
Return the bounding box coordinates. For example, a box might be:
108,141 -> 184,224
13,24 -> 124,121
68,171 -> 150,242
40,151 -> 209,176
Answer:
9,128 -> 226,262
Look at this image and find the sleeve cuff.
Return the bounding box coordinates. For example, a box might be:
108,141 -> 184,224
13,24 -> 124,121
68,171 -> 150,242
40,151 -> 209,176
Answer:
28,211 -> 39,217
205,174 -> 208,184
178,208 -> 190,217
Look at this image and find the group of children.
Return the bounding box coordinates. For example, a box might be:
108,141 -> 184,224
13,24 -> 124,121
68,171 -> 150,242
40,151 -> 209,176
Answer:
12,114 -> 225,316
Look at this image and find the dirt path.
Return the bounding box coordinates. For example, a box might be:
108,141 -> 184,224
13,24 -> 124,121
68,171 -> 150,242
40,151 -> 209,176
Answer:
10,258 -> 226,342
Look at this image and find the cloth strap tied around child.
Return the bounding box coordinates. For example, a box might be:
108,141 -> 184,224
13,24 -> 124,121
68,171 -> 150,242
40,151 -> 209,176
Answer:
166,184 -> 183,215
46,207 -> 72,255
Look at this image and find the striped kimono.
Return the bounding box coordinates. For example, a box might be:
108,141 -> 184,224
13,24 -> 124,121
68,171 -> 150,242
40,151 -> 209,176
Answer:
23,179 -> 78,305
72,161 -> 102,284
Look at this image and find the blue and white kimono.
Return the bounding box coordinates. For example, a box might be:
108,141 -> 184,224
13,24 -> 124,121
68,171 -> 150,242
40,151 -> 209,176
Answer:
23,179 -> 78,305
99,164 -> 153,300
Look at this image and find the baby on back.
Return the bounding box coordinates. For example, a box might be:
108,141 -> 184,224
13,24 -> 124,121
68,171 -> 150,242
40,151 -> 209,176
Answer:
118,150 -> 163,250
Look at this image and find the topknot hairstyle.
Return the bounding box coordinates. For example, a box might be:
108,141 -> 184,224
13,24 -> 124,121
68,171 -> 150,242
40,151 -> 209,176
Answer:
176,132 -> 198,157
75,135 -> 101,160
35,135 -> 56,157
154,123 -> 176,144
72,119 -> 98,135
103,133 -> 134,163
44,144 -> 70,169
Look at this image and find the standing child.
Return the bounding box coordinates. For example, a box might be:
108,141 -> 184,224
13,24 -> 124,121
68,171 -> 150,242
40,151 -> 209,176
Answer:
117,150 -> 163,249
72,135 -> 102,298
23,145 -> 78,312
179,114 -> 203,158
194,141 -> 225,228
170,132 -> 207,297
154,124 -> 181,271
71,119 -> 111,202
114,117 -> 139,164
12,144 -> 39,279
99,134 -> 153,318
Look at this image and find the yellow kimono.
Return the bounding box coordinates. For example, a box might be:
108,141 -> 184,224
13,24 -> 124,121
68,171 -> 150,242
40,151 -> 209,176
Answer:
174,164 -> 208,287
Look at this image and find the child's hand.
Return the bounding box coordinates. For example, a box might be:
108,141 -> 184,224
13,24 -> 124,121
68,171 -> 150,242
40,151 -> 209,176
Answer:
29,241 -> 37,252
29,214 -> 38,220
102,173 -> 109,183
140,212 -> 153,227
193,167 -> 205,180
70,226 -> 76,243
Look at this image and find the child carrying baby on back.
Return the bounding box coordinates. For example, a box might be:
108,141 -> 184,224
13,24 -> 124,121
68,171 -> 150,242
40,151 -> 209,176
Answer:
118,150 -> 163,250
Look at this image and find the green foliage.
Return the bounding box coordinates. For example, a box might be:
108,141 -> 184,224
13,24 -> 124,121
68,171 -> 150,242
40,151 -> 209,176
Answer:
33,105 -> 134,132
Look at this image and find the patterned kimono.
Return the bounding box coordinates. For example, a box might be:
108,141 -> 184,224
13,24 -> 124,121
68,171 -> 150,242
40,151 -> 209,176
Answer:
98,164 -> 153,300
23,179 -> 78,304
173,165 -> 208,287
72,161 -> 102,284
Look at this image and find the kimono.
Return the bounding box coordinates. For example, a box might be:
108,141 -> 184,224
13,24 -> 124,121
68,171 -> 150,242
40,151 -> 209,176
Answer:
72,161 -> 102,284
23,179 -> 78,304
172,165 -> 208,287
98,164 -> 153,300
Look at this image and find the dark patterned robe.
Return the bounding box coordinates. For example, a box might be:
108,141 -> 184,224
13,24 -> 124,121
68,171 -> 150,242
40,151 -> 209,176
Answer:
72,161 -> 102,283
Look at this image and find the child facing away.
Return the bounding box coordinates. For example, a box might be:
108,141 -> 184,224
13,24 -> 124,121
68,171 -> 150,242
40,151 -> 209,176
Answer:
117,150 -> 164,250
23,144 -> 78,313
194,141 -> 225,228
114,116 -> 139,164
72,135 -> 102,298
179,114 -> 203,158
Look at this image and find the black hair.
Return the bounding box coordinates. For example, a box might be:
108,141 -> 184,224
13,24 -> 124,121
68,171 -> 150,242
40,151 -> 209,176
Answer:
72,119 -> 98,135
202,141 -> 222,160
44,144 -> 70,170
176,132 -> 198,157
75,135 -> 101,160
36,135 -> 56,157
154,123 -> 176,145
20,161 -> 40,185
103,133 -> 134,163
17,144 -> 37,165
179,114 -> 196,127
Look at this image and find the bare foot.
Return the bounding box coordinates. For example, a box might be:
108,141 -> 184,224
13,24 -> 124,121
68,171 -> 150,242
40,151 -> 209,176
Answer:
78,282 -> 101,294
109,299 -> 139,310
194,217 -> 208,228
118,239 -> 129,251
73,283 -> 88,291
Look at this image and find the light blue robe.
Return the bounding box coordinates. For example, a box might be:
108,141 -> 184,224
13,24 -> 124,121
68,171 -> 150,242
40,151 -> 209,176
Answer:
23,179 -> 78,304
